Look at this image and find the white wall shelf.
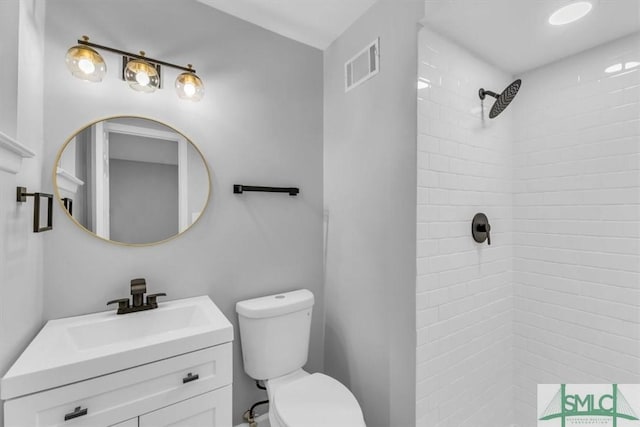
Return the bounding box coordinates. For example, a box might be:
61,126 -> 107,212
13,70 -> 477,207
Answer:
0,131 -> 35,175
56,167 -> 84,194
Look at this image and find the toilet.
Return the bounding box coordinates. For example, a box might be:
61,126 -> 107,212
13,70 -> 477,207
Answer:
236,289 -> 366,427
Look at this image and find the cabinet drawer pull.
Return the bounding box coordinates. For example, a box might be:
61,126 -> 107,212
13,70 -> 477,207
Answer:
182,372 -> 199,384
64,406 -> 88,421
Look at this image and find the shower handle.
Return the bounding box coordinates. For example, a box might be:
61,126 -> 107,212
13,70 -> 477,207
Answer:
471,213 -> 491,246
477,223 -> 491,245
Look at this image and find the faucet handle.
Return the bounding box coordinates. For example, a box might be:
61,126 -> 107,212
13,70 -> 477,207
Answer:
146,293 -> 167,308
130,278 -> 147,295
477,223 -> 491,245
107,298 -> 130,312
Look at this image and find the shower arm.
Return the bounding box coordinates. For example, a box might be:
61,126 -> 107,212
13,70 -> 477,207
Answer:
478,88 -> 499,100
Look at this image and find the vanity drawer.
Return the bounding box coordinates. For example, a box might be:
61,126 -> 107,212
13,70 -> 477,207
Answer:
4,343 -> 232,427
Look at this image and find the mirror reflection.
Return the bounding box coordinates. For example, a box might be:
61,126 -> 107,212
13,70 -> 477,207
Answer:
55,117 -> 210,245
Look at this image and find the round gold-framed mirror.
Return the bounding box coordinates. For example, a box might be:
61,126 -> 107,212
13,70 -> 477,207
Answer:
53,116 -> 210,246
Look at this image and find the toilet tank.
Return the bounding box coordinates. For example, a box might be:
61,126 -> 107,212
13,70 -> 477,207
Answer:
236,289 -> 314,380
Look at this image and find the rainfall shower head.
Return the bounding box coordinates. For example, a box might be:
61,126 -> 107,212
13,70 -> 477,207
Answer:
478,79 -> 521,119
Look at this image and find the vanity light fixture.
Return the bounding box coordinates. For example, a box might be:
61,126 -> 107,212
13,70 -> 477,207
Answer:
65,36 -> 204,101
548,1 -> 593,26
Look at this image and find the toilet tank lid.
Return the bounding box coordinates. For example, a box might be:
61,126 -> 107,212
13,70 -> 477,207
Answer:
236,289 -> 314,319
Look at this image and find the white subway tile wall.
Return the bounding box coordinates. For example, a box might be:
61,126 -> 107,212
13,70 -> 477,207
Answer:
512,33 -> 640,425
416,27 -> 515,427
417,27 -> 640,427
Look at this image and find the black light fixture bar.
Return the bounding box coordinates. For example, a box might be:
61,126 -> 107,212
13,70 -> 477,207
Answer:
233,184 -> 299,196
77,39 -> 196,73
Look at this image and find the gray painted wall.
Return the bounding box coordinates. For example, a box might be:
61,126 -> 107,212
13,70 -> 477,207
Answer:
109,133 -> 178,165
0,0 -> 45,425
0,0 -> 19,138
323,1 -> 422,426
42,1 -> 323,423
109,159 -> 179,244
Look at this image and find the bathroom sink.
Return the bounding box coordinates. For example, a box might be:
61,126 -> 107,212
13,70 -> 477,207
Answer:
67,303 -> 210,350
0,296 -> 233,400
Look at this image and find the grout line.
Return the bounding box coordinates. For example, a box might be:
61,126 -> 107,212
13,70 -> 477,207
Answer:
512,256 -> 640,275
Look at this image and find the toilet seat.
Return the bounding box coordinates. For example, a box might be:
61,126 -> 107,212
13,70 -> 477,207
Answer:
272,373 -> 366,427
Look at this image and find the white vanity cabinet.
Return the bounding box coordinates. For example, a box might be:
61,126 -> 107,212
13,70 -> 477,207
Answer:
1,297 -> 234,427
139,386 -> 231,427
4,343 -> 232,427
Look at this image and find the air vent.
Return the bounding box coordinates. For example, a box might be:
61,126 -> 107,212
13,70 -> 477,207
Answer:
345,38 -> 380,92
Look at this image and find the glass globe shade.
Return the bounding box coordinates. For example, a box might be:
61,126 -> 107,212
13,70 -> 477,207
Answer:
175,71 -> 204,101
124,57 -> 160,93
65,45 -> 107,82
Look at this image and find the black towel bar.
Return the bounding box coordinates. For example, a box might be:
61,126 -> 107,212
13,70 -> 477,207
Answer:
16,186 -> 53,232
233,184 -> 299,196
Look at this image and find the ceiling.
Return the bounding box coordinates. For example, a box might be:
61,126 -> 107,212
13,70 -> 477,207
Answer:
422,0 -> 640,74
196,0 -> 377,50
197,0 -> 639,73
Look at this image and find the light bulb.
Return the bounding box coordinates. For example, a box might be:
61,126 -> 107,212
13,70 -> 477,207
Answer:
183,83 -> 196,97
136,71 -> 150,86
78,58 -> 96,74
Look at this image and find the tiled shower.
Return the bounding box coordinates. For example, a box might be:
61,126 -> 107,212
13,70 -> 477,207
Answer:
416,26 -> 640,427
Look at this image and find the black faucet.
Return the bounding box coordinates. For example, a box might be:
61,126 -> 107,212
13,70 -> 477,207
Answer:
107,278 -> 166,315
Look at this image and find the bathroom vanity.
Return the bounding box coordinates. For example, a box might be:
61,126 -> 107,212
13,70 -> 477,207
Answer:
1,296 -> 233,426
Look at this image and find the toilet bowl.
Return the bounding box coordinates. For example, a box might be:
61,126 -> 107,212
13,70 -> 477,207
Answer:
236,289 -> 366,427
266,369 -> 365,427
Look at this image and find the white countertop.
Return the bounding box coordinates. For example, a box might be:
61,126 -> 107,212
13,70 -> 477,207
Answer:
1,296 -> 233,400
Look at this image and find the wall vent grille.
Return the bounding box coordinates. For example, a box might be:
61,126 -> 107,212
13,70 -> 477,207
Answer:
345,38 -> 379,92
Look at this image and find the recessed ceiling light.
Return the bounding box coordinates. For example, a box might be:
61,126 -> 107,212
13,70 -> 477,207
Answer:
605,63 -> 622,74
625,61 -> 640,70
549,2 -> 593,26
